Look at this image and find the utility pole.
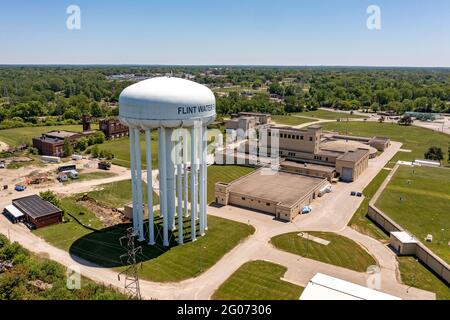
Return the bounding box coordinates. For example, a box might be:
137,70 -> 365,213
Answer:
118,227 -> 143,300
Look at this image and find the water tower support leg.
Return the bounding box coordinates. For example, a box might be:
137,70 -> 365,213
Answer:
203,125 -> 208,231
199,125 -> 206,236
183,130 -> 189,218
129,128 -> 138,234
176,129 -> 184,245
134,128 -> 145,242
159,127 -> 169,247
145,129 -> 155,245
190,126 -> 197,242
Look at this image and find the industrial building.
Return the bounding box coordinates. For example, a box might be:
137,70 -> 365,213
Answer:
99,118 -> 130,139
32,130 -> 95,157
251,125 -> 386,182
215,168 -> 329,221
9,195 -> 63,229
225,112 -> 272,131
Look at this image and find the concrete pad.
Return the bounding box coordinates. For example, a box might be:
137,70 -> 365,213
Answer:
298,232 -> 330,245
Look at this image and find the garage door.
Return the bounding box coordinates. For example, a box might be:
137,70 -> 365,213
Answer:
341,167 -> 353,182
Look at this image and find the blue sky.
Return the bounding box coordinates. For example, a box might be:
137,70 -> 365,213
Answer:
1,0 -> 449,66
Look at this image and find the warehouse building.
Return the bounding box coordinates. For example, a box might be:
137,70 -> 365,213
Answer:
11,195 -> 63,229
215,169 -> 328,221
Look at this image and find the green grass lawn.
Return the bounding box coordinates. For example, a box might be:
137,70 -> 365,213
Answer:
320,122 -> 450,163
33,197 -> 105,251
206,165 -> 255,203
96,132 -> 159,169
375,166 -> 450,263
349,168 -> 391,241
86,179 -> 159,208
0,124 -> 94,146
398,257 -> 450,300
271,115 -> 317,126
62,171 -> 117,184
212,260 -> 304,300
271,231 -> 376,272
295,109 -> 368,120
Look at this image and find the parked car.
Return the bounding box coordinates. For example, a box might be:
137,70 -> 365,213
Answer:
0,161 -> 5,169
15,185 -> 26,192
301,206 -> 312,215
356,192 -> 363,197
350,191 -> 356,196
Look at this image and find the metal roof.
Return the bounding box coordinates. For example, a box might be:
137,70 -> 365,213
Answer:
300,273 -> 401,300
12,195 -> 62,220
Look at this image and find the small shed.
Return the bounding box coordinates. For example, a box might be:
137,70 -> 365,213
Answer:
390,231 -> 419,255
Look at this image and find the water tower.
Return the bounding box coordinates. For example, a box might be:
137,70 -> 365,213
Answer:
119,77 -> 216,247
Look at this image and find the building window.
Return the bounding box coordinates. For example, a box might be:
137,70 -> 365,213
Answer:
301,136 -> 304,140
242,197 -> 246,201
309,137 -> 313,141
296,135 -> 299,140
266,203 -> 270,206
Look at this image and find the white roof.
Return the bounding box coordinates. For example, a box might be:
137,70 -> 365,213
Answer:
300,273 -> 401,300
119,77 -> 216,129
5,205 -> 24,219
391,231 -> 418,244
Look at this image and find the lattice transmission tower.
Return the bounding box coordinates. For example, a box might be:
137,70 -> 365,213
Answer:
118,227 -> 143,300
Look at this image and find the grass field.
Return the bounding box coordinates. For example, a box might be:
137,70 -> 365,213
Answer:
97,132 -> 159,169
87,179 -> 160,208
271,115 -> 317,126
376,166 -> 450,263
33,197 -> 105,251
270,231 -> 376,272
348,168 -> 391,241
295,109 -> 368,120
206,165 -> 255,203
63,171 -> 117,184
212,261 -> 304,300
320,122 -> 450,163
0,124 -> 94,146
398,257 -> 450,300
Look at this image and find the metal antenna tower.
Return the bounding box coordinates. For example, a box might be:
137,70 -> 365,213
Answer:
118,227 -> 143,300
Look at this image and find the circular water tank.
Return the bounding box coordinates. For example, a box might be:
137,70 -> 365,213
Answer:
119,77 -> 216,128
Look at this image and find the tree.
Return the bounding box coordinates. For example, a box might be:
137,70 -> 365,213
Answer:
424,147 -> 444,163
93,131 -> 105,144
75,137 -> 88,152
39,190 -> 61,208
398,114 -> 413,126
62,138 -> 74,157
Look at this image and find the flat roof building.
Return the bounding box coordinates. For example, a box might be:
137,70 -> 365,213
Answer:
12,195 -> 63,229
215,169 -> 328,221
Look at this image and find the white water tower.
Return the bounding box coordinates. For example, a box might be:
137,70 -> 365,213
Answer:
119,77 -> 216,246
